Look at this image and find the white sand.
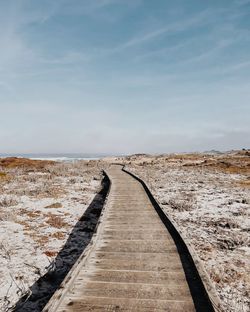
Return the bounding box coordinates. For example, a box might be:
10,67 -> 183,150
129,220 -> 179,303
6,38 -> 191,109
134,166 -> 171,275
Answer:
0,161 -> 102,310
125,153 -> 250,312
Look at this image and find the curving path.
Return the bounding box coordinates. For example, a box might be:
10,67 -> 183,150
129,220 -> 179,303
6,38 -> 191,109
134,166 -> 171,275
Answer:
43,165 -> 216,312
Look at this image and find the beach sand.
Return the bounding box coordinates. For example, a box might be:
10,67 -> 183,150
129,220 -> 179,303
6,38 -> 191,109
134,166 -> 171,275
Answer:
0,158 -> 104,311
121,151 -> 250,312
0,152 -> 249,311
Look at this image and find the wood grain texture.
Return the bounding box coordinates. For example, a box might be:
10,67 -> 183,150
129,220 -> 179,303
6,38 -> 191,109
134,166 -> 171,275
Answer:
44,165 -> 197,311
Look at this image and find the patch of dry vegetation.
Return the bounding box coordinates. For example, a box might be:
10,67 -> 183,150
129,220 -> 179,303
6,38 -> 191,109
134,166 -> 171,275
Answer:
0,172 -> 7,178
236,178 -> 250,188
0,196 -> 18,207
45,202 -> 63,208
0,157 -> 55,170
19,208 -> 41,218
50,231 -> 65,240
125,150 -> 250,312
45,212 -> 70,229
44,250 -> 57,257
178,151 -> 250,175
201,159 -> 250,175
167,192 -> 197,211
0,157 -> 104,310
32,234 -> 50,246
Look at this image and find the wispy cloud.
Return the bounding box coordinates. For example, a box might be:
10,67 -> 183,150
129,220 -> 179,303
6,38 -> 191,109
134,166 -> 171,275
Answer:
226,60 -> 250,71
112,9 -> 213,52
0,0 -> 249,153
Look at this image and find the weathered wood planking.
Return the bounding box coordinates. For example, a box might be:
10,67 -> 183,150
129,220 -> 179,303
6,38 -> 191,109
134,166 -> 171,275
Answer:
43,165 -> 216,312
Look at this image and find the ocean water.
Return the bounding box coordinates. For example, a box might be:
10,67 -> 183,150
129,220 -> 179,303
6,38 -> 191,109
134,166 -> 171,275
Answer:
0,153 -> 110,162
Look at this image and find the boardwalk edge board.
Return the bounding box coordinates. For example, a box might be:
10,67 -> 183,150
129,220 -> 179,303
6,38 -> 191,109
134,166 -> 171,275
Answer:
42,171 -> 112,312
122,166 -> 222,312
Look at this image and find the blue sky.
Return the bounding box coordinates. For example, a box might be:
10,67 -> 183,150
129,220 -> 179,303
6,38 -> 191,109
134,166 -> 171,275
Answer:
0,0 -> 250,154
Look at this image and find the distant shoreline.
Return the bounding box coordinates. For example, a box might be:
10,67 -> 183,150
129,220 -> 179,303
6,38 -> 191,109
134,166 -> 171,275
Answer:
0,153 -> 110,162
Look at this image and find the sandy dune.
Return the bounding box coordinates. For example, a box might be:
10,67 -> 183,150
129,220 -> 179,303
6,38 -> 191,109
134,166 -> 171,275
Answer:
0,152 -> 249,311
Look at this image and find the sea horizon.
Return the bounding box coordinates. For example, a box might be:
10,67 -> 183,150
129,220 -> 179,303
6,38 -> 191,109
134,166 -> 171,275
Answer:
0,153 -> 114,162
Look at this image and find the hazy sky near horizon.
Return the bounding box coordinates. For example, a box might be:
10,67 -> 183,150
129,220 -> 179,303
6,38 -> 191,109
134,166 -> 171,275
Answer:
0,0 -> 250,154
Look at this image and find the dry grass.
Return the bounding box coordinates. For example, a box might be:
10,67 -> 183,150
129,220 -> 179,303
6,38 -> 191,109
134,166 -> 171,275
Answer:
50,231 -> 65,240
236,179 -> 250,188
168,153 -> 206,161
34,235 -> 50,246
0,158 -> 103,312
0,209 -> 16,222
21,221 -> 65,247
0,157 -> 55,170
44,250 -> 57,257
0,172 -> 7,178
45,213 -> 70,229
19,209 -> 41,218
214,161 -> 250,175
125,151 -> 250,312
18,220 -> 32,231
45,202 -> 63,209
181,153 -> 250,175
20,183 -> 65,198
0,196 -> 18,207
168,192 -> 197,211
22,227 -> 51,246
210,263 -> 245,284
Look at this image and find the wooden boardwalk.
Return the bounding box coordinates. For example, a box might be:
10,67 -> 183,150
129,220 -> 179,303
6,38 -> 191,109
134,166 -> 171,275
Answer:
43,165 -> 216,312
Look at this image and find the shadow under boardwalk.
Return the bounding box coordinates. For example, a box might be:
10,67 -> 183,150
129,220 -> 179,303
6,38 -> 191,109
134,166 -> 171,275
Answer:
14,172 -> 110,312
